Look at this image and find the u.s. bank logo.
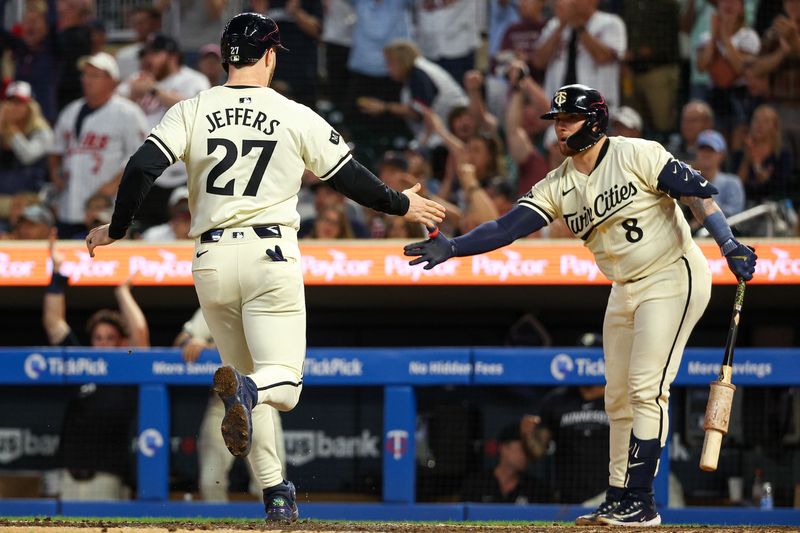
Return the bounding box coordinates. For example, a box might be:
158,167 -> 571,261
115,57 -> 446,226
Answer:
385,429 -> 408,460
554,91 -> 567,106
24,353 -> 47,380
138,428 -> 164,458
550,353 -> 574,381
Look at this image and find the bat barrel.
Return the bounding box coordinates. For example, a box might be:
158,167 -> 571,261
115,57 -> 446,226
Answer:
700,430 -> 724,471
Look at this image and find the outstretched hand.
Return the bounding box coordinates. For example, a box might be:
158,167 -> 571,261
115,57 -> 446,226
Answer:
86,223 -> 117,258
402,183 -> 446,228
403,227 -> 455,270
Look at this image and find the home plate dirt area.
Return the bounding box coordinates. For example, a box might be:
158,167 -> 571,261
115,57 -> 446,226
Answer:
0,519 -> 797,533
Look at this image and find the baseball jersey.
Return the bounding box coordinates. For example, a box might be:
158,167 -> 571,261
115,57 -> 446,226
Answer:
117,66 -> 211,188
146,85 -> 352,237
520,137 -> 694,283
52,96 -> 148,223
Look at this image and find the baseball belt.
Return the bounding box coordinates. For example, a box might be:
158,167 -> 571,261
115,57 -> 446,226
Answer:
200,224 -> 283,243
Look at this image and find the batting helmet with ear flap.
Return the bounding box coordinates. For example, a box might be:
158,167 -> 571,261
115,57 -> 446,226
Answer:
220,12 -> 288,70
541,84 -> 609,152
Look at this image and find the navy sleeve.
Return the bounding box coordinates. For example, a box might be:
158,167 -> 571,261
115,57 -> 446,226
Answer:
109,141 -> 171,239
656,158 -> 718,199
408,67 -> 438,108
453,205 -> 547,257
327,158 -> 410,216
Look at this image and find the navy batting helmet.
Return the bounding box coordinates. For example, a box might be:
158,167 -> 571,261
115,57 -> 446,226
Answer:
541,84 -> 609,152
220,13 -> 288,69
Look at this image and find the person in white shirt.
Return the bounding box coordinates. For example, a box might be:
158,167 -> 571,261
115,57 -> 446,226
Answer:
115,7 -> 162,81
117,33 -> 210,229
414,0 -> 480,86
140,186 -> 191,241
49,53 -> 147,236
533,0 -> 627,111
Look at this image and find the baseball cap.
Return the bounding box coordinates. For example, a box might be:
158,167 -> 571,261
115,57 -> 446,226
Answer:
168,186 -> 189,208
79,52 -> 120,81
379,151 -> 408,171
199,43 -> 222,59
140,33 -> 180,56
613,106 -> 643,131
697,129 -> 727,153
4,80 -> 32,102
19,204 -> 54,227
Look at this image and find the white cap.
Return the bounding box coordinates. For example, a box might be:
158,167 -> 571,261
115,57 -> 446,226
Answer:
169,186 -> 189,207
4,80 -> 33,102
613,106 -> 643,131
79,52 -> 120,81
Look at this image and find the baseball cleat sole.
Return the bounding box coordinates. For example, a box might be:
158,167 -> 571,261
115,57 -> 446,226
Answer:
214,366 -> 252,457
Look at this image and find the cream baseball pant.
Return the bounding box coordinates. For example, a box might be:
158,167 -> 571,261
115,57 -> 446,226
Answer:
193,226 -> 305,491
603,245 -> 711,489
197,394 -> 286,501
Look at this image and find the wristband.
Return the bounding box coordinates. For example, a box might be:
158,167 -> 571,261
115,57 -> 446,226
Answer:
46,273 -> 69,294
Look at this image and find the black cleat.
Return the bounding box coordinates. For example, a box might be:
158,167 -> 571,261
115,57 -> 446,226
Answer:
264,480 -> 299,523
213,366 -> 256,457
575,487 -> 625,525
598,491 -> 661,526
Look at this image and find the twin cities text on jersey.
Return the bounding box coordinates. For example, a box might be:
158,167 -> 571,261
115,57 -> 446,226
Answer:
205,107 -> 280,135
564,182 -> 638,237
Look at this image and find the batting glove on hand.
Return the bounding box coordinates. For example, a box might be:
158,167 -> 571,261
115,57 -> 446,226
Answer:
403,227 -> 456,270
722,239 -> 757,281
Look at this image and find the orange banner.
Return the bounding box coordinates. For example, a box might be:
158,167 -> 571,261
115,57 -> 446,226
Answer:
1,239 -> 798,286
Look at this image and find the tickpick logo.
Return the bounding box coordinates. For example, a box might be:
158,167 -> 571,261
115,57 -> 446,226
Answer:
138,428 -> 164,458
24,353 -> 47,380
550,353 -> 574,381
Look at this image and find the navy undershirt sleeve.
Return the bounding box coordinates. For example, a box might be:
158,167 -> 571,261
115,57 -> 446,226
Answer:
452,205 -> 548,257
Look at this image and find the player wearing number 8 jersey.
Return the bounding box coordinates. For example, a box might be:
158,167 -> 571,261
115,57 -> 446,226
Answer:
85,12 -> 445,523
404,84 -> 757,526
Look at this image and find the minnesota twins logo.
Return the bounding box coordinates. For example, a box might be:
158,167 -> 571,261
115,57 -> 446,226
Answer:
554,91 -> 567,106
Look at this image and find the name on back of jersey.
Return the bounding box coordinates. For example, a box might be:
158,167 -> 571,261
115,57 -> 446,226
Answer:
205,107 -> 280,135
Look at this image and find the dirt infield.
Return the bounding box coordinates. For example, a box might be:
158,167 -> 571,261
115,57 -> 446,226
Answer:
0,519 -> 797,533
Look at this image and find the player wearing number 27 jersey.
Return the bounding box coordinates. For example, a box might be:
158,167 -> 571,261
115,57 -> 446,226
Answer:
86,12 -> 445,523
405,84 -> 757,527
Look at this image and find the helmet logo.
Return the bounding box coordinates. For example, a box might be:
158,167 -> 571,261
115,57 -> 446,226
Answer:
554,91 -> 567,106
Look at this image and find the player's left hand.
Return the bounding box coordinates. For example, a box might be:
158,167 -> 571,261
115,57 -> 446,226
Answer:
402,183 -> 446,227
86,224 -> 117,258
724,240 -> 757,281
403,227 -> 455,270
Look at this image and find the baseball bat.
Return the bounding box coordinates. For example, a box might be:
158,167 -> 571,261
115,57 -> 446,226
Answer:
699,279 -> 746,472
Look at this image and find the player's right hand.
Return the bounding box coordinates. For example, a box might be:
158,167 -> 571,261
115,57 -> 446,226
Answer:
723,240 -> 757,281
404,227 -> 456,270
402,183 -> 446,227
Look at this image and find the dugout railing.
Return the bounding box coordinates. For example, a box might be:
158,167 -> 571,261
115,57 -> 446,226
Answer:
0,346 -> 798,526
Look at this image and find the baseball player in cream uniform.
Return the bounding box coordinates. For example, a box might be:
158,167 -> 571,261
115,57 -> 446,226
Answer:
86,12 -> 444,523
404,84 -> 757,527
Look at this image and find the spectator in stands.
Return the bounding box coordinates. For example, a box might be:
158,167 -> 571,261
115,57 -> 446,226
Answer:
310,205 -> 355,239
693,130 -> 745,219
666,100 -> 715,165
733,104 -> 793,207
0,1 -> 59,123
0,191 -> 40,237
495,0 -> 547,83
385,216 -> 426,239
117,34 -> 209,229
10,203 -> 53,240
485,176 -> 517,216
140,187 -> 191,241
44,234 -> 147,500
610,106 -> 643,138
78,193 -> 113,239
88,18 -> 106,55
321,0 -> 355,112
174,308 -> 285,501
345,0 -> 414,143
158,0 -> 239,64
521,332 -> 609,503
300,182 -> 367,238
462,71 -> 500,137
748,0 -> 800,162
696,0 -> 761,144
196,44 -> 226,87
681,0 -> 716,101
415,0 -> 480,86
115,7 -> 162,81
504,64 -> 550,196
0,81 -> 53,199
359,40 -> 468,149
56,0 -> 93,111
488,0 -> 522,61
261,0 -> 323,108
461,424 -> 542,504
621,0 -> 681,136
533,0 -> 627,111
49,53 -> 147,238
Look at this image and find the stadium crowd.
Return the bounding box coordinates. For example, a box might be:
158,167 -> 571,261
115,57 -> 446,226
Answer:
0,0 -> 798,243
